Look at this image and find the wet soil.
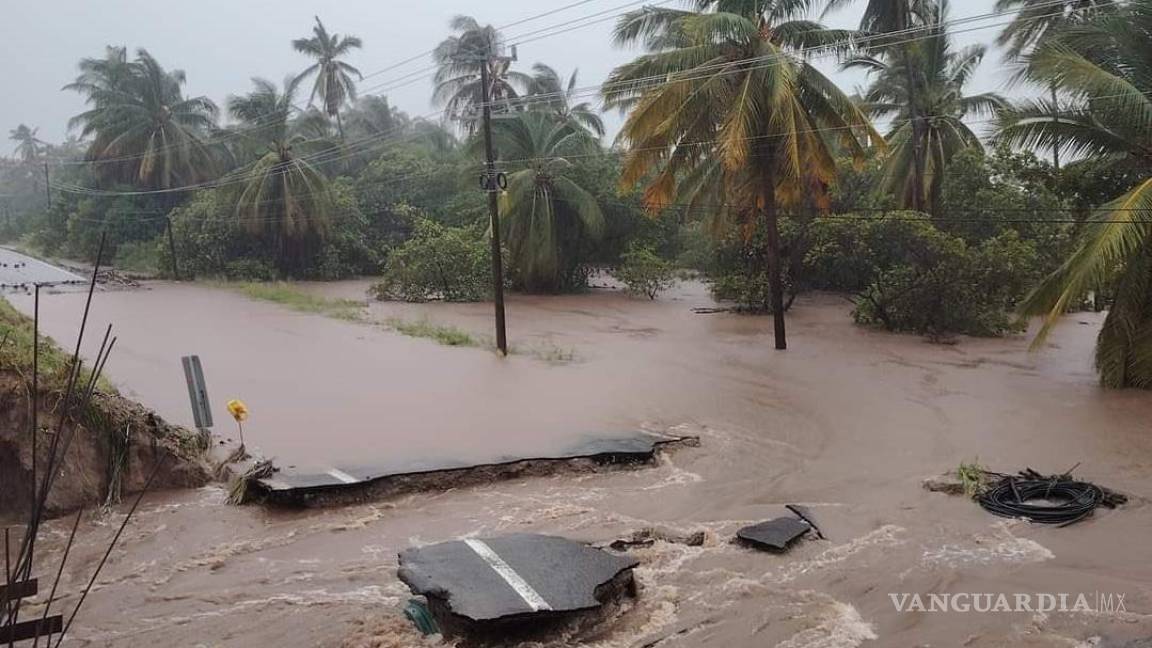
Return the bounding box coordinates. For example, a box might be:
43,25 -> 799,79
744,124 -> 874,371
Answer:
7,280 -> 1152,647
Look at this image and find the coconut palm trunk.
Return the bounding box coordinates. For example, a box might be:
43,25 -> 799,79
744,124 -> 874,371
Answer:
761,146 -> 787,349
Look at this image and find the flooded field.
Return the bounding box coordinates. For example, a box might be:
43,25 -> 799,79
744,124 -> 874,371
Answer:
9,278 -> 1152,647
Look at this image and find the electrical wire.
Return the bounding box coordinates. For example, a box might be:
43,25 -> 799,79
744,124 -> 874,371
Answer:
46,0 -> 650,170
46,1 -> 1094,199
49,0 -> 1083,174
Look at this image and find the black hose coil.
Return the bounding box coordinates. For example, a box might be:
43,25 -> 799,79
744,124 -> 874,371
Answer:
978,469 -> 1125,527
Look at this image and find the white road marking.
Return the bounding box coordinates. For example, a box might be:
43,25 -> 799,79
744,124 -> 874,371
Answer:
327,468 -> 359,484
463,539 -> 552,612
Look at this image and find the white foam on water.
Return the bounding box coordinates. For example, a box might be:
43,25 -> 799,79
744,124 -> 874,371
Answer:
641,453 -> 704,491
774,525 -> 906,583
84,586 -> 403,644
921,521 -> 1054,568
775,596 -> 878,648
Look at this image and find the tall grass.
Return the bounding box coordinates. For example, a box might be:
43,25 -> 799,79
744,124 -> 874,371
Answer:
217,282 -> 364,321
385,317 -> 477,347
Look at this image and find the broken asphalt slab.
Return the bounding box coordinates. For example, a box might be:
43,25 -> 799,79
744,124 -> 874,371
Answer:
398,533 -> 638,639
251,430 -> 695,506
736,517 -> 813,552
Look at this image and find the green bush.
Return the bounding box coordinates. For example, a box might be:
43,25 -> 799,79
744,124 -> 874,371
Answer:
708,218 -> 801,313
802,215 -> 1040,337
372,219 -> 493,302
674,221 -> 715,272
162,183 -> 383,281
613,244 -> 676,300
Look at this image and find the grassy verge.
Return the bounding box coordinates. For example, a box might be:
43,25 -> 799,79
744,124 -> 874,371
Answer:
217,281 -> 578,362
385,317 -> 478,347
215,282 -> 365,321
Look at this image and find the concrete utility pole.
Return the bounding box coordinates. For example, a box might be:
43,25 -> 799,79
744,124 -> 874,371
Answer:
457,40 -> 513,355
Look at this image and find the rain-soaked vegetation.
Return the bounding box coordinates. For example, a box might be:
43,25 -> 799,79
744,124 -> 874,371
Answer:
3,0 -> 1151,388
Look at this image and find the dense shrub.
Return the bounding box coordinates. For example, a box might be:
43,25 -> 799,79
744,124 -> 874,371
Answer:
162,183 -> 383,280
803,215 -> 1041,337
372,219 -> 492,302
612,244 -> 676,299
708,218 -> 801,313
938,148 -> 1070,255
674,221 -> 714,272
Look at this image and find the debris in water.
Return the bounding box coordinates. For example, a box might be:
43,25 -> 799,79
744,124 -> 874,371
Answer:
227,460 -> 274,505
397,533 -> 638,639
736,517 -> 813,552
404,598 -> 440,636
609,526 -> 707,550
736,505 -> 825,552
977,468 -> 1127,526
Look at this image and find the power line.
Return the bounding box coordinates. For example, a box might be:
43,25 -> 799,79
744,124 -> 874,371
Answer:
48,2 -> 1069,198
358,0 -> 613,83
47,0 -> 650,170
478,0 -> 1110,114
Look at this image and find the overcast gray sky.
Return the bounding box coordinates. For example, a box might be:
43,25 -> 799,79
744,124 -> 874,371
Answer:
1,0 -> 1013,149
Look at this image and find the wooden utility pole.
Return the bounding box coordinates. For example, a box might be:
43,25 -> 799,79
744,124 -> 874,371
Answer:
460,42 -> 511,355
42,162 -> 51,207
166,216 -> 180,281
1051,84 -> 1061,171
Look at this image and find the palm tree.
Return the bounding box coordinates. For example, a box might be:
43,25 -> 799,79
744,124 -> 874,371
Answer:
995,0 -> 1115,169
604,0 -> 880,349
996,0 -> 1113,60
433,16 -> 532,128
845,1 -> 1007,215
825,0 -> 933,211
526,64 -> 605,137
345,95 -> 398,138
227,77 -> 334,275
488,111 -> 604,292
293,16 -> 363,139
410,119 -> 460,158
65,48 -> 218,190
997,0 -> 1152,388
63,45 -> 133,101
9,125 -> 46,164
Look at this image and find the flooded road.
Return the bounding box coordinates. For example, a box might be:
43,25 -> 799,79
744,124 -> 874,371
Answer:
9,279 -> 1152,647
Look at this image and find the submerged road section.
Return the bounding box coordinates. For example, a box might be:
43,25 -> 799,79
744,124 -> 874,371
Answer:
0,248 -> 84,289
253,431 -> 691,505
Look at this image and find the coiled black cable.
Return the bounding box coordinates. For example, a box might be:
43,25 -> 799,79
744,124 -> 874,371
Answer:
978,469 -> 1125,527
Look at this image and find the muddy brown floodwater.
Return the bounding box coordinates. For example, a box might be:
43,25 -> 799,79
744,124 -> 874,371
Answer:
8,279 -> 1152,647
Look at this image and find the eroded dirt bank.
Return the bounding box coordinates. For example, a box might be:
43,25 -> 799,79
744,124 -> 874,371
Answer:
0,380 -> 212,520
10,281 -> 1152,647
0,292 -> 211,521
